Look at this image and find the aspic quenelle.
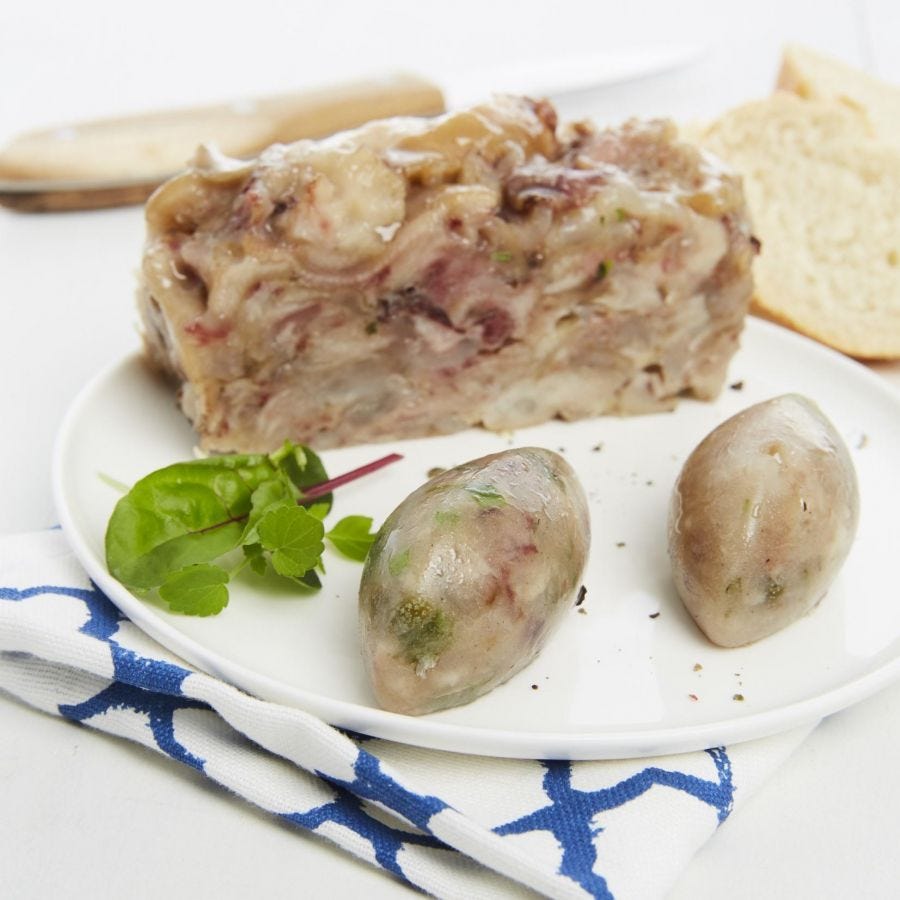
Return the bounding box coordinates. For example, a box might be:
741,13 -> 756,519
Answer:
668,394 -> 859,647
359,447 -> 590,715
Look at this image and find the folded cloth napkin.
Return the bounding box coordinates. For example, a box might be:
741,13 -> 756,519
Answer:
1,530 -> 813,900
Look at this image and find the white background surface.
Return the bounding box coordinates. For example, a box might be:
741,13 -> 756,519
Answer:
2,1 -> 900,897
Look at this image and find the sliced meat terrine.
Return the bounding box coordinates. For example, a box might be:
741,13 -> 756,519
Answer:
138,96 -> 755,452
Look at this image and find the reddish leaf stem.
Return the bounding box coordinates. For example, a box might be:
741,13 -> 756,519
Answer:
302,452 -> 403,500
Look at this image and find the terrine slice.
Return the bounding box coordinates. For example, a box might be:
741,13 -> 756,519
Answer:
138,96 -> 754,452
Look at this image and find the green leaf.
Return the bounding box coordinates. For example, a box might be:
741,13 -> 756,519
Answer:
305,501 -> 331,521
103,441 -> 397,612
241,476 -> 297,545
271,441 -> 333,515
158,564 -> 230,616
326,515 -> 377,562
243,542 -> 268,576
105,457 -> 271,590
257,506 -> 325,578
465,484 -> 507,509
104,444 -> 328,592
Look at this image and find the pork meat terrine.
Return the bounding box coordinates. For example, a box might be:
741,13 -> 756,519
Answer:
138,96 -> 755,452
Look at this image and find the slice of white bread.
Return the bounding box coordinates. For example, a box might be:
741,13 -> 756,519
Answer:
696,83 -> 900,358
778,44 -> 900,148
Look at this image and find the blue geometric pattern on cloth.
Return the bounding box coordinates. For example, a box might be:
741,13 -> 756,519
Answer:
282,788 -> 445,879
59,682 -> 208,770
324,749 -> 450,831
1,578 -> 738,898
0,584 -> 103,604
2,583 -> 207,768
0,581 -> 193,695
494,751 -> 734,898
0,583 -> 449,871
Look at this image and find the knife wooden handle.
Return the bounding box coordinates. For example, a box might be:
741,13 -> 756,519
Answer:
0,74 -> 445,185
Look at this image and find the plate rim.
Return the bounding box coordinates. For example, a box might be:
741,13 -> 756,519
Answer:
52,317 -> 900,759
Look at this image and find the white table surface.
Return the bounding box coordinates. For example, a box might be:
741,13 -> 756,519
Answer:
2,1 -> 900,897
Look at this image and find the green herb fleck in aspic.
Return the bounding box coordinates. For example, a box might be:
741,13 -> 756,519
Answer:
465,484 -> 507,509
388,547 -> 411,577
434,509 -> 460,526
104,442 -> 400,616
390,596 -> 454,673
491,250 -> 513,263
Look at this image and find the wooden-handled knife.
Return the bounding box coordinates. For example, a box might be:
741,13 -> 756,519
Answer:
0,74 -> 445,212
0,46 -> 705,213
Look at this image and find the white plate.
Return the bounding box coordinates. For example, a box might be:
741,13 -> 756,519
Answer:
53,318 -> 900,759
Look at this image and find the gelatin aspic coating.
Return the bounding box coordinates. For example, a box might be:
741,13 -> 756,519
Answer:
359,447 -> 590,715
138,96 -> 755,452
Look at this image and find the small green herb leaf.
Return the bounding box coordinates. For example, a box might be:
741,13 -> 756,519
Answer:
434,509 -> 460,526
305,501 -> 331,521
257,506 -> 325,578
243,542 -> 268,576
104,441 -> 401,616
596,260 -> 612,282
159,564 -> 230,616
326,515 -> 378,562
241,476 -> 297,545
272,442 -> 333,515
491,250 -> 513,263
465,484 -> 507,508
390,596 -> 454,670
388,547 -> 411,576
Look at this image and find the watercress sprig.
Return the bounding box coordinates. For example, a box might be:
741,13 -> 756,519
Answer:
104,441 -> 397,616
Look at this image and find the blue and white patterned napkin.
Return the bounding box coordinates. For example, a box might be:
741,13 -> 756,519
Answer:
0,530 -> 813,899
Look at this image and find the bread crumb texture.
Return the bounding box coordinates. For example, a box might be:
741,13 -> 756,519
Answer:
697,48 -> 900,359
